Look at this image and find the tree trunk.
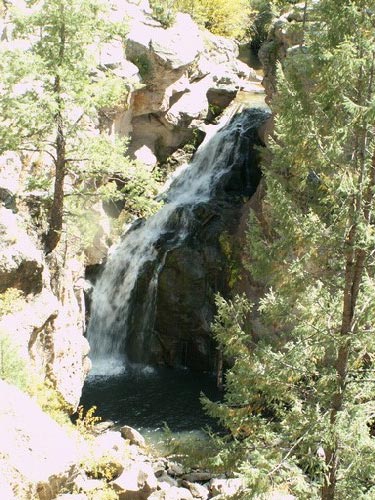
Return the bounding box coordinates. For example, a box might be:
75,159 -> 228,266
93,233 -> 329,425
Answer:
44,6 -> 66,254
44,138 -> 65,253
45,75 -> 65,253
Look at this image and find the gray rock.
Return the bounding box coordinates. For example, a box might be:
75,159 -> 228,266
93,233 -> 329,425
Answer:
167,462 -> 185,477
94,430 -> 124,451
0,206 -> 44,294
181,472 -> 213,483
120,425 -> 146,447
111,461 -> 157,500
209,478 -> 244,497
93,420 -> 115,434
181,480 -> 209,499
207,86 -> 237,110
152,459 -> 168,477
164,486 -> 194,500
158,471 -> 178,490
73,473 -> 106,493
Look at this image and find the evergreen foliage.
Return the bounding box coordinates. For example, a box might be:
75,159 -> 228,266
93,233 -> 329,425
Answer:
204,0 -> 375,497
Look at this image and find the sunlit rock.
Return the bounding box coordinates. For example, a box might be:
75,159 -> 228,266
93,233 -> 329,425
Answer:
163,76 -> 211,129
126,13 -> 203,72
0,207 -> 44,294
182,480 -> 209,500
0,152 -> 23,204
164,486 -> 194,500
266,492 -> 296,500
209,478 -> 244,498
111,461 -> 158,499
133,145 -> 158,168
120,425 -> 146,448
0,380 -> 79,500
46,256 -> 90,407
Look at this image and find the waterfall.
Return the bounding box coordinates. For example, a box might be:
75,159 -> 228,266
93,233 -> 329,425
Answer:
87,93 -> 269,376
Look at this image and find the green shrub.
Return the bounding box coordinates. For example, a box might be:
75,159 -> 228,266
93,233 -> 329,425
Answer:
149,0 -> 176,28
151,0 -> 252,40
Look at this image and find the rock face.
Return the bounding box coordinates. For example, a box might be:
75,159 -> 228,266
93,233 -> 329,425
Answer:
123,107 -> 269,371
108,2 -> 260,165
258,3 -> 311,104
0,201 -> 90,407
0,380 -> 79,500
0,207 -> 44,294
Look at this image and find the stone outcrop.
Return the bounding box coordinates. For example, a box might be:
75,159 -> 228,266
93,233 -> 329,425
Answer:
0,380 -> 80,500
103,2 -> 261,165
0,207 -> 44,294
258,2 -> 312,104
0,200 -> 90,407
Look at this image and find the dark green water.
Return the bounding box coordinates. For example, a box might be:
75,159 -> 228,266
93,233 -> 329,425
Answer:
80,367 -> 221,436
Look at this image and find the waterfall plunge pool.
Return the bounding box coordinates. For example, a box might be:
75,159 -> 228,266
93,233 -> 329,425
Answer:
80,366 -> 222,443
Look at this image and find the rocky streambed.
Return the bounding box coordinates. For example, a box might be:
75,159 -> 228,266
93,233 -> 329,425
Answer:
0,378 -> 245,500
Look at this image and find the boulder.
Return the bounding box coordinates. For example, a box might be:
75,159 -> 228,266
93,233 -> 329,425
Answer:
73,474 -> 106,493
164,486 -> 194,500
126,13 -> 204,73
92,431 -> 126,460
206,86 -> 237,111
157,471 -> 178,491
209,478 -> 244,498
181,472 -> 213,483
148,493 -> 165,500
0,380 -> 80,499
167,461 -> 185,477
162,76 -> 211,129
111,461 -> 158,500
120,425 -> 146,448
181,481 -> 209,500
152,459 -> 168,478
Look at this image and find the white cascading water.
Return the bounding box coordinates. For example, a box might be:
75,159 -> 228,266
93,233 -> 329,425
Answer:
87,93 -> 267,376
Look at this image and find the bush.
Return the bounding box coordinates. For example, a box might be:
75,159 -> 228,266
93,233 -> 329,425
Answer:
176,0 -> 252,39
149,0 -> 176,28
150,0 -> 252,40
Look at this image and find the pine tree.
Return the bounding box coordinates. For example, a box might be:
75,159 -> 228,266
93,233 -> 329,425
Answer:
203,1 -> 375,498
0,0 -> 153,253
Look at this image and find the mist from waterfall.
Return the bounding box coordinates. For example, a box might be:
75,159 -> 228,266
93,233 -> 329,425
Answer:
87,96 -> 268,376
